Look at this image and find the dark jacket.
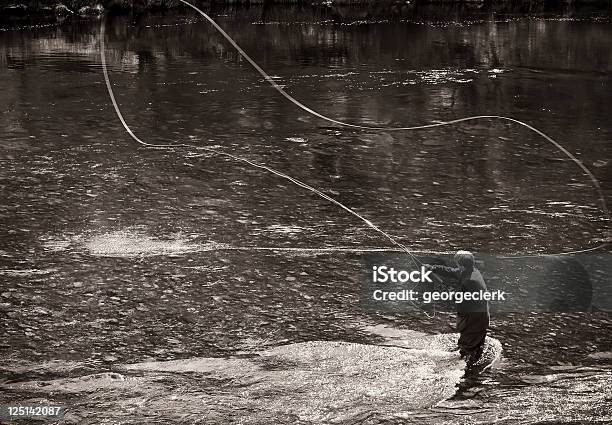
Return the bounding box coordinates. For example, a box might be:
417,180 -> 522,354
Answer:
430,264 -> 490,356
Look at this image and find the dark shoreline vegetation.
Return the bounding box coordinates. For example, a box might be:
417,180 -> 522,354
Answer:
1,0 -> 612,20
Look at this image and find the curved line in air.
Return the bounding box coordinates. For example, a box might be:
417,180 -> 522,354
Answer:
100,5 -> 609,273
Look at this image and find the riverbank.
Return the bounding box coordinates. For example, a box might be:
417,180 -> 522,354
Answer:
2,0 -> 612,19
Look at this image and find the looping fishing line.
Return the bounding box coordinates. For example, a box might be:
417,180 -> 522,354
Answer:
177,0 -> 609,219
100,5 -> 609,315
100,18 -> 433,315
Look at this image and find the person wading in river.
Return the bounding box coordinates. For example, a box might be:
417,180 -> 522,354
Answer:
425,250 -> 490,366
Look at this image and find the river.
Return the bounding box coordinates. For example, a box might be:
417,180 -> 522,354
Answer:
1,4 -> 611,424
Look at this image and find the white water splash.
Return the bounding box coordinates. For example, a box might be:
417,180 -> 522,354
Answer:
0,268 -> 58,276
82,229 -> 226,257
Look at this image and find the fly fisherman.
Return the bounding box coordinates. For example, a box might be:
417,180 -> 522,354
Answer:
425,250 -> 490,366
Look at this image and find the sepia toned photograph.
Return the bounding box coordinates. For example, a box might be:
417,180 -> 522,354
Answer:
1,0 -> 611,423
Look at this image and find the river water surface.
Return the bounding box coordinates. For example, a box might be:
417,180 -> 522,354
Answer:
1,5 -> 611,424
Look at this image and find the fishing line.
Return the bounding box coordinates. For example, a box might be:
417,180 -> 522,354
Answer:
100,18 -> 435,315
193,245 -> 607,257
100,26 -> 419,261
178,0 -> 609,221
100,7 -> 609,315
220,246 -> 455,254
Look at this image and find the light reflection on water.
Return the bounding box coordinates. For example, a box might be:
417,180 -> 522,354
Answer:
0,6 -> 611,424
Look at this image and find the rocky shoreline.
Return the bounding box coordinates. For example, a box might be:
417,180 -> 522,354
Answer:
1,0 -> 609,19
2,0 -> 184,16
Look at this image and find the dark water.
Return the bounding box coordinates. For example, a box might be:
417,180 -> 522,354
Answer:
1,6 -> 611,424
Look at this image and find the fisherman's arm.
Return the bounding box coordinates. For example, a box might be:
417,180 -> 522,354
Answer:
421,264 -> 461,288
